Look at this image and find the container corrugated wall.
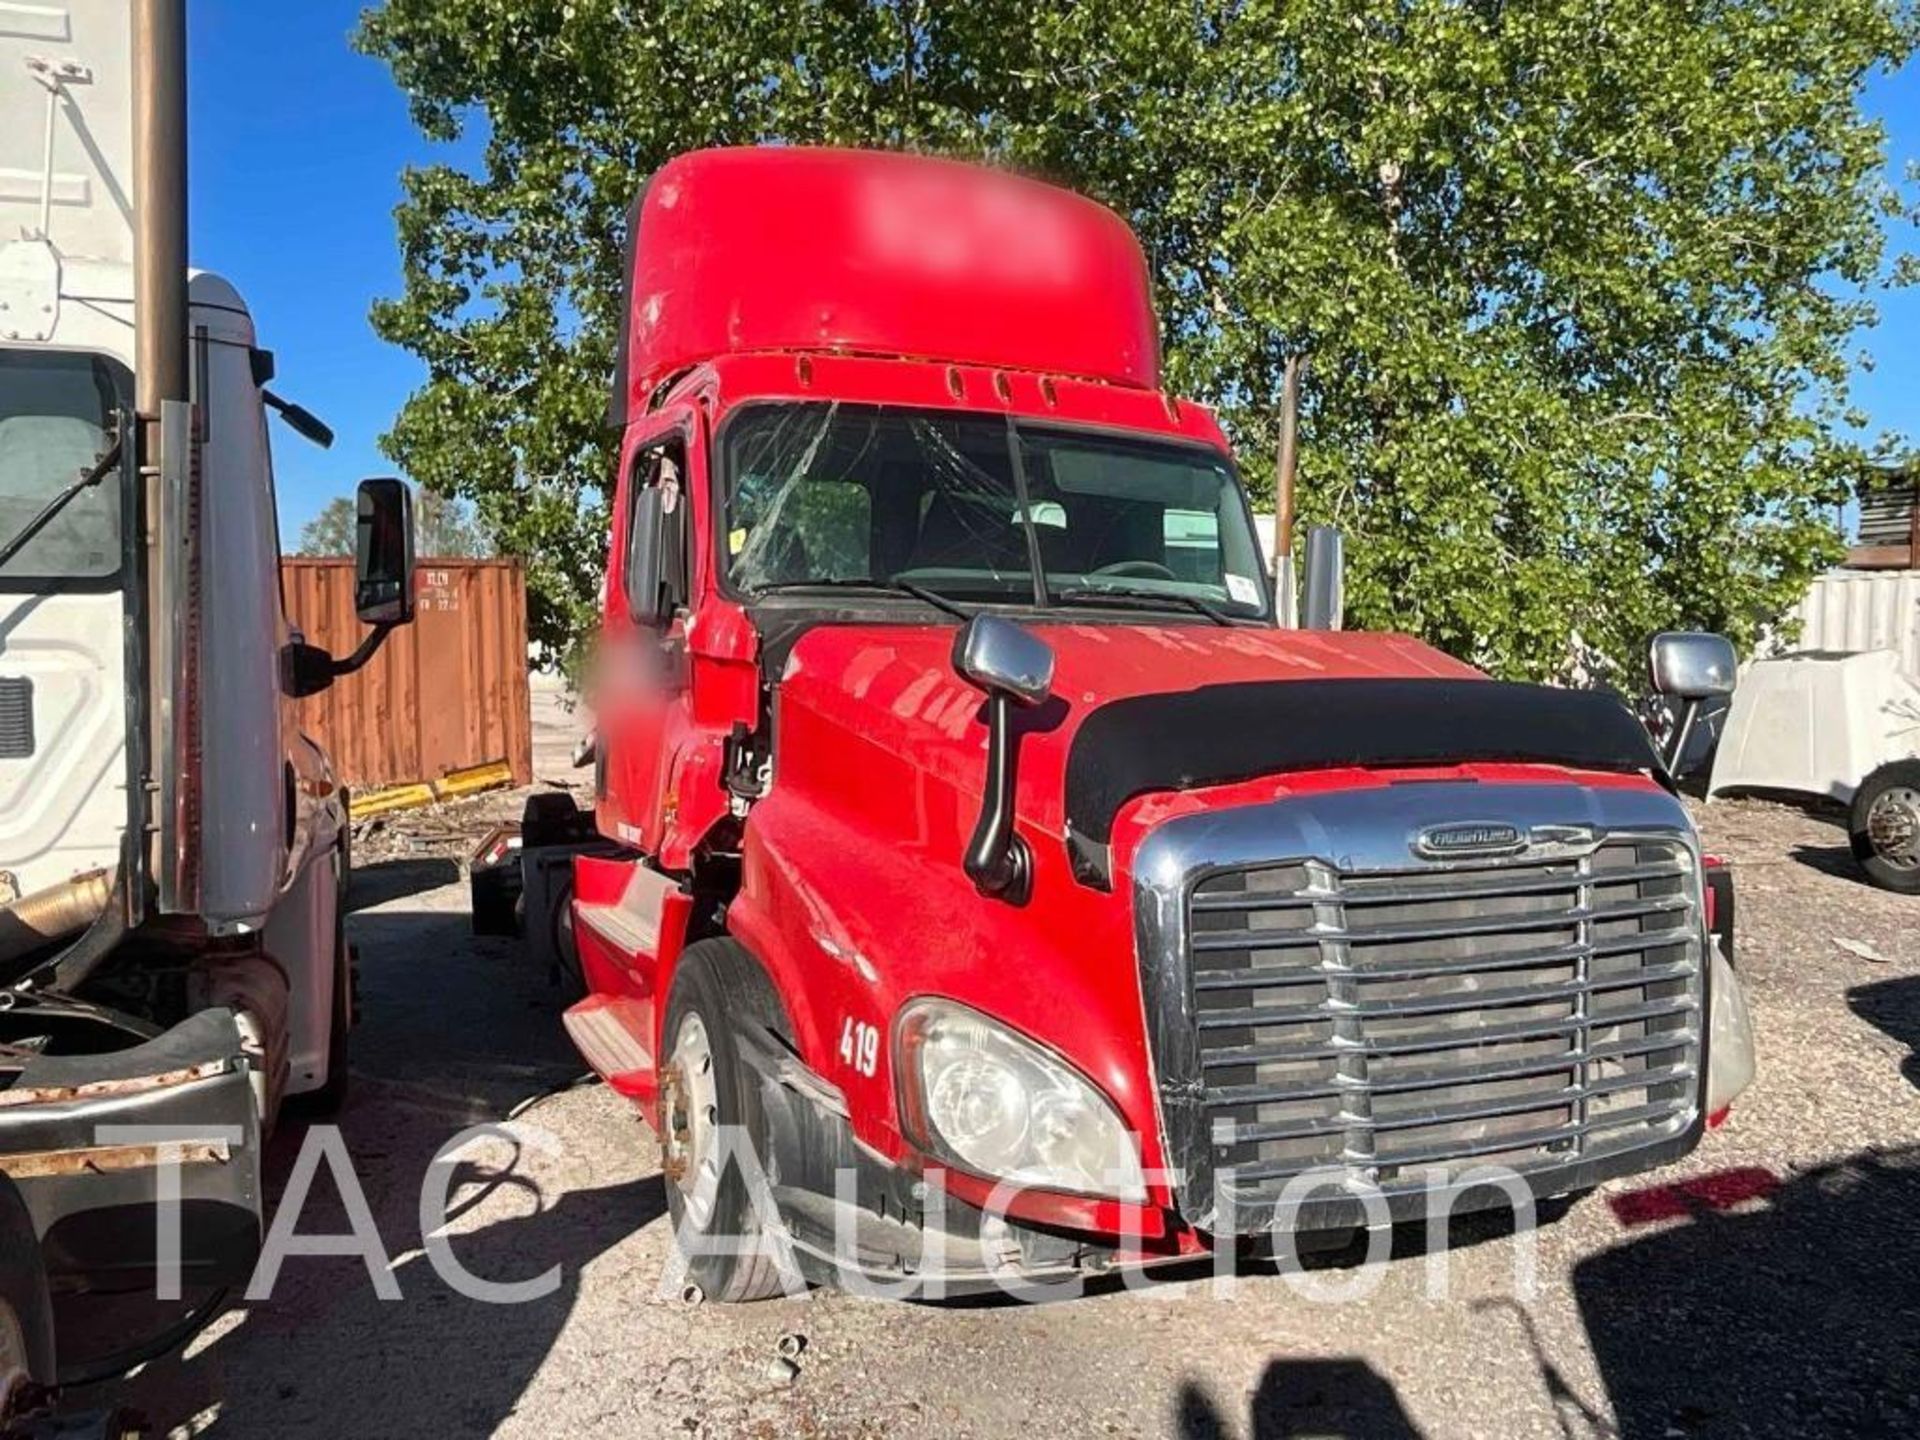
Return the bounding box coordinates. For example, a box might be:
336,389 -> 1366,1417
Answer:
281,558 -> 533,790
1792,569 -> 1920,678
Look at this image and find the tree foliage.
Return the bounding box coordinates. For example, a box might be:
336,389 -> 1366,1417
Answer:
296,486 -> 491,558
358,0 -> 1915,679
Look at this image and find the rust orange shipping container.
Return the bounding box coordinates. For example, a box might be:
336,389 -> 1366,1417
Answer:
281,558 -> 533,790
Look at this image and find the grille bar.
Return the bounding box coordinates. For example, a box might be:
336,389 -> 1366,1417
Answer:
1216,1063 -> 1696,1147
1194,962 -> 1695,1029
1196,996 -> 1699,1069
1206,1029 -> 1697,1108
1229,1100 -> 1686,1185
1190,857 -> 1690,913
1194,925 -> 1696,991
1189,893 -> 1691,951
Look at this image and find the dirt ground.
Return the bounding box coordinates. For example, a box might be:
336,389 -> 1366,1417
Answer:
97,770 -> 1918,1439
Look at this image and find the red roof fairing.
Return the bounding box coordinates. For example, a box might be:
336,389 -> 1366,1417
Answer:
614,148 -> 1163,424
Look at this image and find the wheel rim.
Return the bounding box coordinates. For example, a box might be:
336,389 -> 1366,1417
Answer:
1867,785 -> 1920,870
0,1297 -> 30,1421
663,1012 -> 722,1231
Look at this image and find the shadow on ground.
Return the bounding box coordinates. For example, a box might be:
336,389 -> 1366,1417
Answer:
1786,841 -> 1867,883
93,880 -> 654,1437
1153,1150 -> 1920,1440
345,856 -> 462,913
1175,1359 -> 1424,1439
1849,974 -> 1920,1091
1571,1145 -> 1920,1438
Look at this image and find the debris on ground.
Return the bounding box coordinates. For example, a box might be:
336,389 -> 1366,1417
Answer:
350,758 -> 518,821
351,779 -> 589,866
1834,937 -> 1892,964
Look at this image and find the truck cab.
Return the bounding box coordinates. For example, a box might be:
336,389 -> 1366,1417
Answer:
556,147 -> 1754,1300
0,1 -> 413,1404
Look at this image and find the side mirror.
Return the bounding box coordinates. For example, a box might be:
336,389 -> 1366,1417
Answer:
952,613 -> 1054,706
624,484 -> 673,626
1649,631 -> 1737,700
355,478 -> 415,626
951,616 -> 1055,904
1647,631 -> 1737,776
1301,525 -> 1345,630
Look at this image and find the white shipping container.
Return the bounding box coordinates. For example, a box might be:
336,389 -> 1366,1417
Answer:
1790,569 -> 1920,678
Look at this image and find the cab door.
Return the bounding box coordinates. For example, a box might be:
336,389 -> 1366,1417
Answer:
599,413 -> 697,855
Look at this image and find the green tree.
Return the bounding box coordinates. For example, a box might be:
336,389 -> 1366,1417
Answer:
296,486 -> 491,558
295,496 -> 355,557
358,0 -> 1915,679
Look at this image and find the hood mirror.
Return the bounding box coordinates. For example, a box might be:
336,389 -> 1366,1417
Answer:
1301,525 -> 1345,630
1649,631 -> 1736,700
952,614 -> 1055,706
951,616 -> 1055,904
1646,631 -> 1738,776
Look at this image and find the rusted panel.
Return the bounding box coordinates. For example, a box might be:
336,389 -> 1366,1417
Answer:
0,1138 -> 232,1180
281,559 -> 534,789
0,1058 -> 228,1109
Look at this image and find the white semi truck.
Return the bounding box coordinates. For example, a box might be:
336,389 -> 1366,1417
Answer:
0,1 -> 414,1421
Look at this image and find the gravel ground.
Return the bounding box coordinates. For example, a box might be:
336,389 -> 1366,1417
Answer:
102,792 -> 1917,1440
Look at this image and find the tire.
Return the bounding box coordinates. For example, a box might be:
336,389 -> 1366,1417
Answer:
1850,760 -> 1920,895
659,938 -> 797,1303
0,1179 -> 53,1423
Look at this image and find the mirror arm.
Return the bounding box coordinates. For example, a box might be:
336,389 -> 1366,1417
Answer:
279,623 -> 399,699
1665,697 -> 1700,775
963,692 -> 1032,904
328,622 -> 396,680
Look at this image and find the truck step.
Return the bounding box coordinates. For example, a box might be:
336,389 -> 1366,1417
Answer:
574,900 -> 659,963
562,994 -> 655,1094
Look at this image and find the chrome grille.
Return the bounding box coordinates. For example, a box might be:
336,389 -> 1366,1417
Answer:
1185,837 -> 1702,1200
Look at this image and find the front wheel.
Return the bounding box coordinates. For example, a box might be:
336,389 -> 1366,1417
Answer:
659,938 -> 796,1303
1850,760 -> 1920,894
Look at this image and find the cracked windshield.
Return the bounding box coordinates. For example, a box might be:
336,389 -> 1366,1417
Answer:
721,403 -> 1270,619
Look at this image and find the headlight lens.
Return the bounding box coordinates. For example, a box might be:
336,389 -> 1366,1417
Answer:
897,999 -> 1146,1202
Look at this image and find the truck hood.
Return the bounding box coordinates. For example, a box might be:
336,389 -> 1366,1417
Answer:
776,621 -> 1483,860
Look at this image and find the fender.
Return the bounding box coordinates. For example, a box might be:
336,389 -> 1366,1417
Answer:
724,775 -> 1168,1187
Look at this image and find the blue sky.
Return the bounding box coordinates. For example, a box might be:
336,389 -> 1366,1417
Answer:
186,1 -> 1920,544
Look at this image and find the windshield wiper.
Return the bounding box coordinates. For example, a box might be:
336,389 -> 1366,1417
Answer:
754,578 -> 973,621
1056,585 -> 1235,627
0,440 -> 122,572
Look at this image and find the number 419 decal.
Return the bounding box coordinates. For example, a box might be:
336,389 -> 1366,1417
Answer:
839,1018 -> 880,1078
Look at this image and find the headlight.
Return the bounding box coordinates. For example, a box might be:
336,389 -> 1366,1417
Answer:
896,998 -> 1146,1202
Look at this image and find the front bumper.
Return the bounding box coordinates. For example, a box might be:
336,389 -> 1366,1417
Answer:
0,1007 -> 263,1295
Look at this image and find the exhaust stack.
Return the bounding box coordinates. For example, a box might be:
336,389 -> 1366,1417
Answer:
132,0 -> 187,417
133,0 -> 198,914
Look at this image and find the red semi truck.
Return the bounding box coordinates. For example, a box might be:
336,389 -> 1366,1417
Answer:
523,147 -> 1752,1300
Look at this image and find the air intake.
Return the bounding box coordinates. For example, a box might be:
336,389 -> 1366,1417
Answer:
0,677 -> 33,759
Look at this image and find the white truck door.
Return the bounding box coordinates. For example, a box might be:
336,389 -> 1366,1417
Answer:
0,350 -> 133,899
